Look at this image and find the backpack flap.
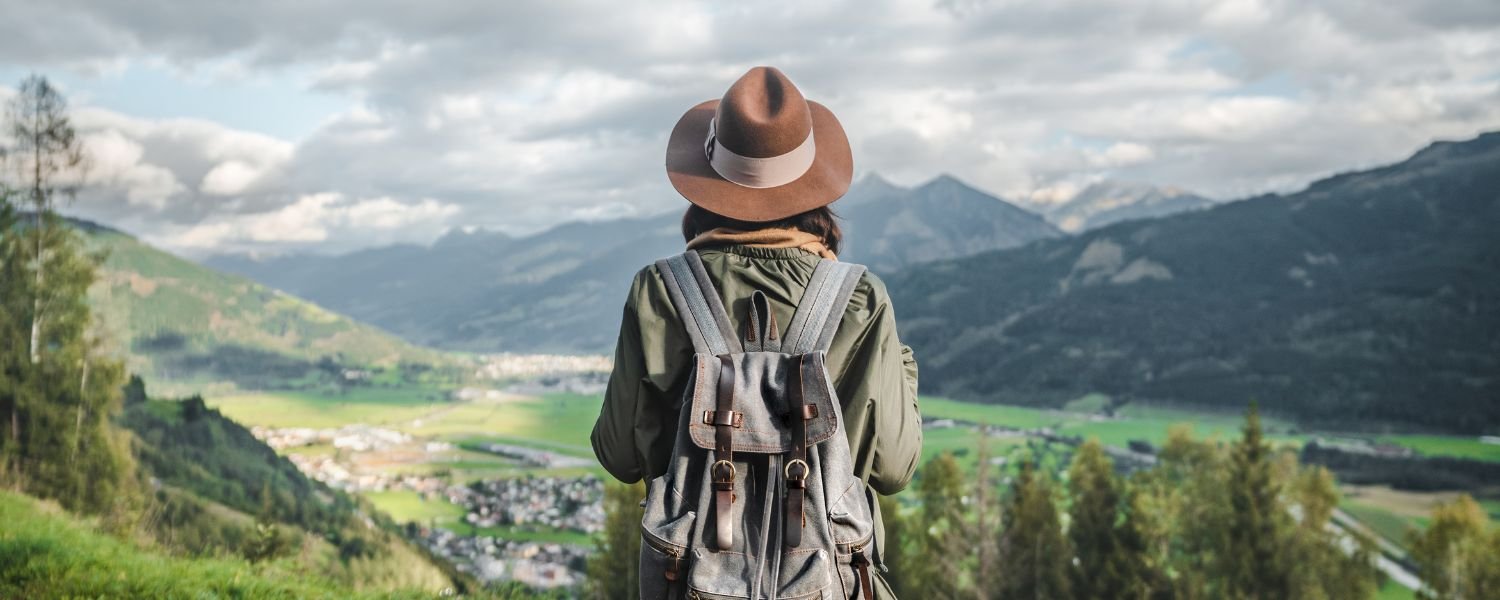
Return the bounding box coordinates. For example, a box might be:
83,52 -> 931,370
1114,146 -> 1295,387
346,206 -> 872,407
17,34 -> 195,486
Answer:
685,352 -> 839,454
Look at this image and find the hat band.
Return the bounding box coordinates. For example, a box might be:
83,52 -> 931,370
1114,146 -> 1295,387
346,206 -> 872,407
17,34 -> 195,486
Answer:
704,118 -> 816,189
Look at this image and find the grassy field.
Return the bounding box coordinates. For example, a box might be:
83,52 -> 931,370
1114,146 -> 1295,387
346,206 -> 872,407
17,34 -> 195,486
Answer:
365,490 -> 468,528
920,397 -> 1063,429
920,396 -> 1301,451
209,387 -> 451,429
0,491 -> 439,599
1382,435 -> 1500,463
208,389 -> 603,458
405,393 -> 601,455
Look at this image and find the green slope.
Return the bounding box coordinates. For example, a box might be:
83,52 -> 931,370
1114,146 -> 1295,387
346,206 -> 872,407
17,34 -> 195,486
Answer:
76,220 -> 451,392
0,491 -> 431,600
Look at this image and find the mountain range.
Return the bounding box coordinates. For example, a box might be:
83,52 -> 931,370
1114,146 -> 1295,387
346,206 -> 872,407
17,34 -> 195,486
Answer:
887,132 -> 1500,433
208,173 -> 1066,353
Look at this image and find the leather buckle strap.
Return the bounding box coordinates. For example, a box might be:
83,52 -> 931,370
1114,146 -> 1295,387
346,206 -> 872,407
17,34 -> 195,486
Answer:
784,354 -> 809,547
852,548 -> 875,600
702,410 -> 743,428
713,355 -> 736,551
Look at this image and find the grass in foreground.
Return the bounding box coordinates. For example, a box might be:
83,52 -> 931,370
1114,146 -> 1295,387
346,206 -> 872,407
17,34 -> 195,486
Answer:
0,491 -> 434,599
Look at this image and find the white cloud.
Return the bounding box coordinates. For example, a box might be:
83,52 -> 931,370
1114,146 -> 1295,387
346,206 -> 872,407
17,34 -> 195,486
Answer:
1,0 -> 1496,253
152,192 -> 460,252
200,160 -> 262,195
80,129 -> 185,209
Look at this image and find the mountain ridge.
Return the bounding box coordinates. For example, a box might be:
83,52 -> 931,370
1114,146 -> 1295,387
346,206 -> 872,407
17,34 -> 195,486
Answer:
208,173 -> 1064,353
887,131 -> 1500,432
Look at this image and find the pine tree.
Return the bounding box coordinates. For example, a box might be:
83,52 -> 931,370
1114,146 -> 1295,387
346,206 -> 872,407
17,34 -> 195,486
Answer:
1409,495 -> 1500,600
586,481 -> 644,599
1220,403 -> 1291,599
996,458 -> 1070,600
1068,439 -> 1151,599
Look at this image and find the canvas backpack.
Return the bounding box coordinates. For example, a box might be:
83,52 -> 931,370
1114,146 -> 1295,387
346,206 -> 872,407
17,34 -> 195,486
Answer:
639,250 -> 883,600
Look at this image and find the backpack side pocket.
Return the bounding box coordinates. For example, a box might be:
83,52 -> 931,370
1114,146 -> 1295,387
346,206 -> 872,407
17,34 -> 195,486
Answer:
641,508 -> 697,599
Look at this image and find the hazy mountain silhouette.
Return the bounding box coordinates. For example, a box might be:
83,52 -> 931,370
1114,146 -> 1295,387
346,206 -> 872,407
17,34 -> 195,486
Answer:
208,173 -> 1061,352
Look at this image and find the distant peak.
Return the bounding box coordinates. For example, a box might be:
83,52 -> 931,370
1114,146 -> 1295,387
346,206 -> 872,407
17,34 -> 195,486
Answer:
854,172 -> 903,193
917,173 -> 982,194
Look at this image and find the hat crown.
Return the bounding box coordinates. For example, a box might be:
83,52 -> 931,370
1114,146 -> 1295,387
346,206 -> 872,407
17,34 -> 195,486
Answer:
713,67 -> 814,159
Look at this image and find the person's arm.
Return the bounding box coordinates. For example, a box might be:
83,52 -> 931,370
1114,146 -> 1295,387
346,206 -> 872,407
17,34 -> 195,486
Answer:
592,272 -> 649,483
831,274 -> 923,495
591,266 -> 692,483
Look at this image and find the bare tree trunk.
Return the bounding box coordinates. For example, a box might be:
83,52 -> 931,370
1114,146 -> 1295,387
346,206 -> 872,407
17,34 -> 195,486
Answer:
28,113 -> 44,365
975,425 -> 993,598
71,354 -> 88,465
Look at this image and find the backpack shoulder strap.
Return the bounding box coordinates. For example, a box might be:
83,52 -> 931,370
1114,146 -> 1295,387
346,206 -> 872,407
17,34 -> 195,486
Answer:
655,250 -> 743,356
781,259 -> 867,355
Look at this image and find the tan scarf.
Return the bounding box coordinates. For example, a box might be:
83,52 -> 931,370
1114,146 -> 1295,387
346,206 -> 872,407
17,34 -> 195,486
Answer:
686,227 -> 837,260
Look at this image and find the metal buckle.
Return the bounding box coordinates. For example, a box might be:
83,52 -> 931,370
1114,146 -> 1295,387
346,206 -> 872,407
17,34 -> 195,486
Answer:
783,458 -> 809,481
711,459 -> 736,483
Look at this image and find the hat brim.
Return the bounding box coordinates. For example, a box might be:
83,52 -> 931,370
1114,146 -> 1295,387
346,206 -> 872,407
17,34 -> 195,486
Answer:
665,99 -> 853,223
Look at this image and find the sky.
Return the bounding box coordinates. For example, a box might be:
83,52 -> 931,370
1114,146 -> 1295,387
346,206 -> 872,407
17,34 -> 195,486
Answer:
0,0 -> 1497,256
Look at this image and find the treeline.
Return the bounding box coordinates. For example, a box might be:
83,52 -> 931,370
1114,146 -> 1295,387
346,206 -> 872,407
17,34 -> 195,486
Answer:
883,407 -> 1382,599
589,406 -> 1500,599
1301,442 -> 1500,492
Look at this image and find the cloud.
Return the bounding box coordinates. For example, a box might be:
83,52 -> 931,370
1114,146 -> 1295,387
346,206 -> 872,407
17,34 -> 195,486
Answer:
1,0 -> 1496,253
151,192 -> 460,253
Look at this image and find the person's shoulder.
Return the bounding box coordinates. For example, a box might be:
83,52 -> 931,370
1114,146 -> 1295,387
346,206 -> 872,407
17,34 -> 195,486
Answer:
842,262 -> 891,314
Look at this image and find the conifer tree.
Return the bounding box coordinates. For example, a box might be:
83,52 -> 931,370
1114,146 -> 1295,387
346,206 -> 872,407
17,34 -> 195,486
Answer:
586,481 -> 644,599
1068,439 -> 1151,599
1221,403 -> 1291,599
996,458 -> 1070,600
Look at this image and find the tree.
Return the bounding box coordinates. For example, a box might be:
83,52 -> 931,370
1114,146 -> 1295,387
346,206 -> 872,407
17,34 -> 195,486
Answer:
0,75 -> 128,516
243,481 -> 291,563
1068,439 -> 1152,600
1284,465 -> 1376,600
4,75 -> 87,365
1409,495 -> 1500,600
909,452 -> 972,598
586,481 -> 644,599
996,457 -> 1070,600
1220,403 -> 1291,599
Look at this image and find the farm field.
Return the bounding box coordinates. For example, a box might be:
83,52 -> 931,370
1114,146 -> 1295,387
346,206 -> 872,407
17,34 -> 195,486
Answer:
207,388 -> 602,458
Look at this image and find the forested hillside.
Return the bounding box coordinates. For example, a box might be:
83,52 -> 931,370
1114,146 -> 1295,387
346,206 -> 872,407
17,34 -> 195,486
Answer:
891,132 -> 1500,432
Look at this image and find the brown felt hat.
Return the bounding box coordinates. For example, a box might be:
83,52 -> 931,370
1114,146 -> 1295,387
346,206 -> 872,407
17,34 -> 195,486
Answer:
665,66 -> 853,222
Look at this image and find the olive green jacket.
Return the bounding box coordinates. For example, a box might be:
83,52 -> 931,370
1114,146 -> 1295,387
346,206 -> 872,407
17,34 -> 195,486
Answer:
592,246 -> 921,593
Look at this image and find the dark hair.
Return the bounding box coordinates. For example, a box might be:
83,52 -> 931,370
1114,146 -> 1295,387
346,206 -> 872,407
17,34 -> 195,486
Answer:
681,204 -> 843,255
